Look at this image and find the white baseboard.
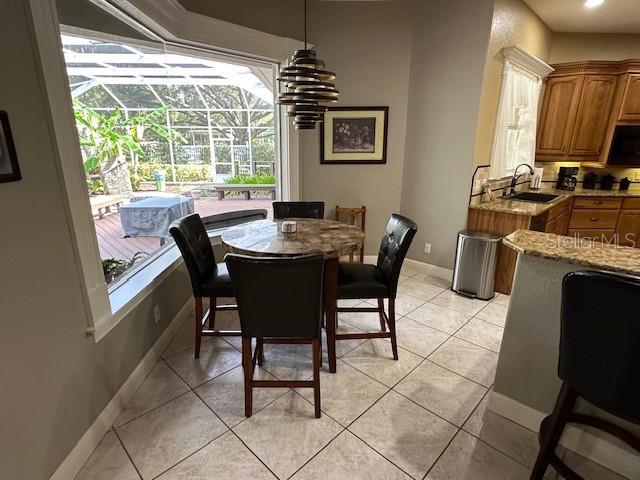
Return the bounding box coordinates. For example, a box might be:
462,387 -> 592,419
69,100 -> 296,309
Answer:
363,256 -> 453,282
50,299 -> 193,480
488,391 -> 640,480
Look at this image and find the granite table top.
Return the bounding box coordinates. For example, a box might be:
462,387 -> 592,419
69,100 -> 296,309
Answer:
221,219 -> 364,258
469,187 -> 640,217
504,229 -> 640,277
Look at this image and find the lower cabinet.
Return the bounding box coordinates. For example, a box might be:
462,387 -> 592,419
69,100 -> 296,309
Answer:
616,210 -> 640,247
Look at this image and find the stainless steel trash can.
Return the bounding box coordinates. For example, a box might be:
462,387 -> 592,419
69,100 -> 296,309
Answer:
452,230 -> 501,300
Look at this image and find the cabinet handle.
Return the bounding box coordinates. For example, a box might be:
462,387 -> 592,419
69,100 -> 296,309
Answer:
590,218 -> 598,222
593,200 -> 602,205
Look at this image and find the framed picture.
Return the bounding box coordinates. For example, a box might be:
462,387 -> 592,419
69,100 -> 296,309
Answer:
0,111 -> 21,183
321,106 -> 388,164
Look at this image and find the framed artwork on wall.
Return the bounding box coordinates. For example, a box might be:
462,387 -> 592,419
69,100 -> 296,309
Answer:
0,111 -> 21,183
321,106 -> 388,164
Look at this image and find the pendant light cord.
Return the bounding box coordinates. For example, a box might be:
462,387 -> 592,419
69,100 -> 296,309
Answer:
304,0 -> 308,50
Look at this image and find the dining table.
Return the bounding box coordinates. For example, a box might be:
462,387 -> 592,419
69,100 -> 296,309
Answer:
220,218 -> 365,373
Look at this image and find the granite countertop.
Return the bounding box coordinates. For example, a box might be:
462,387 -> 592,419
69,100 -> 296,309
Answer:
469,186 -> 640,216
504,229 -> 640,276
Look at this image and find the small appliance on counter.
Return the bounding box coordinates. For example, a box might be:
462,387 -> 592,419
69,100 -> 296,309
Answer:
620,177 -> 631,191
583,172 -> 598,189
601,174 -> 616,191
556,166 -> 578,190
530,167 -> 544,189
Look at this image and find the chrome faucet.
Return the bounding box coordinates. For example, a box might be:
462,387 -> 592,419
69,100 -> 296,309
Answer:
506,163 -> 534,197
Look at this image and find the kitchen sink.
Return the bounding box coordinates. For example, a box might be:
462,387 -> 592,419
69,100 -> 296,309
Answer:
509,192 -> 559,203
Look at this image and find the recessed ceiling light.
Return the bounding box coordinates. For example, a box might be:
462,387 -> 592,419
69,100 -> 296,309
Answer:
585,0 -> 604,8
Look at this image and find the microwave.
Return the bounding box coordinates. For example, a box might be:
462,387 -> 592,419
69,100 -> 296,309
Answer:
608,125 -> 640,165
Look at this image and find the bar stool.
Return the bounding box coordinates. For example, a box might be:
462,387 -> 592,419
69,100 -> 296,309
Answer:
335,205 -> 366,262
530,270 -> 640,479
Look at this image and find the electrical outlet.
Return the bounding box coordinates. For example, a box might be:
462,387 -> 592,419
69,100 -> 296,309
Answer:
424,242 -> 431,254
153,305 -> 161,324
635,171 -> 640,181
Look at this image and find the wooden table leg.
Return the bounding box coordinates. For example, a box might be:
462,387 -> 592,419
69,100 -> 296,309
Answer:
324,256 -> 338,373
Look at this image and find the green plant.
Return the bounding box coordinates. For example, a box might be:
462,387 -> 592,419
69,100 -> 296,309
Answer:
224,174 -> 276,185
86,178 -> 105,195
131,163 -> 211,183
73,102 -> 186,175
102,252 -> 147,281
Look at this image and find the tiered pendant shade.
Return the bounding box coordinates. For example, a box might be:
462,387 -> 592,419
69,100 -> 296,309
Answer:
277,49 -> 338,129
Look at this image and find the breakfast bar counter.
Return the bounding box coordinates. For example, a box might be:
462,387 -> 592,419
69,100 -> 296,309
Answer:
487,230 -> 640,478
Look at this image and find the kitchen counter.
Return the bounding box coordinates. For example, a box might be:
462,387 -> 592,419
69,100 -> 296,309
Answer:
490,231 -> 640,479
504,229 -> 640,276
469,186 -> 640,216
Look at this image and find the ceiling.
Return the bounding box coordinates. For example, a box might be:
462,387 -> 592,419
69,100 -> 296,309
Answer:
524,0 -> 640,33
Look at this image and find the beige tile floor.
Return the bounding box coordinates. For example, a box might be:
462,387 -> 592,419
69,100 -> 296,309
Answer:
75,269 -> 629,480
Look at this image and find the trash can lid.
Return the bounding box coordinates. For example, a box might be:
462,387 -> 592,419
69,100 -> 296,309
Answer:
457,229 -> 502,241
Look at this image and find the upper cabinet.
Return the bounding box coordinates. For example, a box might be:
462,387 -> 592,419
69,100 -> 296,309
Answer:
536,75 -> 583,157
568,75 -> 617,158
619,74 -> 640,121
536,61 -> 640,164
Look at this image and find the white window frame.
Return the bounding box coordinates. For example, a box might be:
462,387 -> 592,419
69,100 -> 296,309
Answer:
28,0 -> 303,342
488,46 -> 553,180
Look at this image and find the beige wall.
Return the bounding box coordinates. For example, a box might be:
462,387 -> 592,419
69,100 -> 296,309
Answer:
179,0 -> 304,40
550,32 -> 640,64
300,1 -> 413,254
400,0 -> 494,268
0,3 -> 192,478
473,0 -> 553,167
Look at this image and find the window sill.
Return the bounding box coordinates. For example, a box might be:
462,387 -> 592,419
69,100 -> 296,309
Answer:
87,230 -> 225,343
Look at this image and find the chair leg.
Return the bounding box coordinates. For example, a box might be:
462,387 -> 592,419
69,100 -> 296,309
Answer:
257,338 -> 264,366
377,298 -> 387,332
242,338 -> 254,418
312,339 -> 322,418
530,382 -> 578,480
388,298 -> 398,360
194,297 -> 203,359
209,296 -> 217,330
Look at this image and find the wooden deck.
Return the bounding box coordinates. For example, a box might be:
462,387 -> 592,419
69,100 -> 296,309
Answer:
94,196 -> 273,260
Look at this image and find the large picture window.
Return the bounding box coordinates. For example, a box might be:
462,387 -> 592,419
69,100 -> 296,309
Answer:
60,31 -> 279,285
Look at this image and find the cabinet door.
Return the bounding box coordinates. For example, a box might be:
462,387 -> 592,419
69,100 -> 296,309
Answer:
619,74 -> 640,121
568,75 -> 617,158
545,211 -> 569,235
536,75 -> 584,159
616,210 -> 640,247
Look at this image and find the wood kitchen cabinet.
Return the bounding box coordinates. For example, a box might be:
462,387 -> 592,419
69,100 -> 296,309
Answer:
615,211 -> 640,246
619,74 -> 640,121
536,73 -> 616,161
536,75 -> 583,158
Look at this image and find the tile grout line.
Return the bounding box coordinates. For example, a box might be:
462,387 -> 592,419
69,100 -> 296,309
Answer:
111,426 -> 144,480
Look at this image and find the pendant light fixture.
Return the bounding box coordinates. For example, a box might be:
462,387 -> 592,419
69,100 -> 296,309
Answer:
277,0 -> 338,129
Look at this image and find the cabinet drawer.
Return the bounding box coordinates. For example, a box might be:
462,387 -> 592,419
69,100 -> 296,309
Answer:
572,197 -> 622,209
569,209 -> 619,229
623,198 -> 640,210
567,229 -> 616,243
547,199 -> 571,220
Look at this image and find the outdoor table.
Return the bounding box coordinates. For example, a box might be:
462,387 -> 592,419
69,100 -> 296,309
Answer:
119,196 -> 194,238
221,218 -> 364,373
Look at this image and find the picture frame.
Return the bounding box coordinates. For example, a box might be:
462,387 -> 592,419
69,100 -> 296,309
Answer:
320,106 -> 388,164
0,111 -> 21,183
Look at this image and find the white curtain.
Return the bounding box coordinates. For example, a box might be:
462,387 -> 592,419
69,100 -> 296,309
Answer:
489,61 -> 542,180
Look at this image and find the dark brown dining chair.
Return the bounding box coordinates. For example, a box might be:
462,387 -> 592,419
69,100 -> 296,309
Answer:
226,253 -> 325,418
530,270 -> 640,480
335,205 -> 366,263
272,201 -> 325,219
169,213 -> 240,358
334,214 -> 417,360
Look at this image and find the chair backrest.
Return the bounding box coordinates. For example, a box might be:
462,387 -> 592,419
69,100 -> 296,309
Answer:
376,214 -> 418,298
169,213 -> 216,297
201,209 -> 267,230
560,270 -> 640,423
225,254 -> 325,339
273,201 -> 325,220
